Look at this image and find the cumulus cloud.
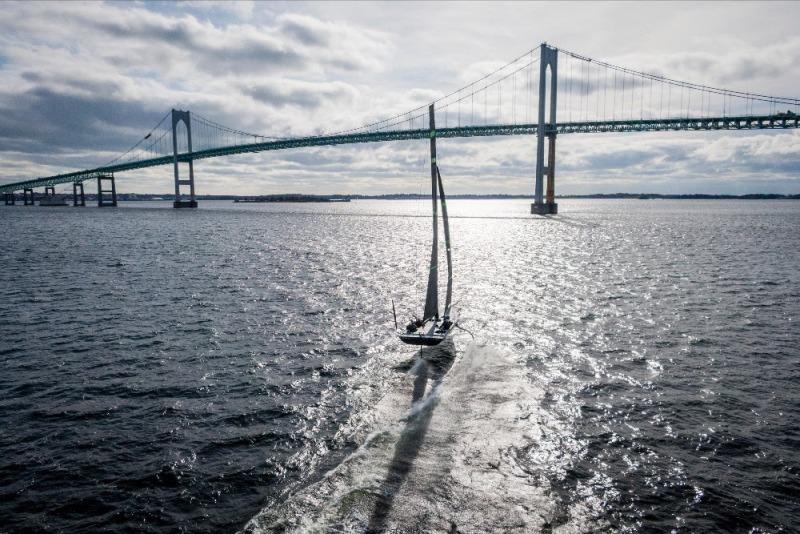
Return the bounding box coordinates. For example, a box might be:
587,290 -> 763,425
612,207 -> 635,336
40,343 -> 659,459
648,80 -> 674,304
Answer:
242,79 -> 359,109
0,1 -> 797,195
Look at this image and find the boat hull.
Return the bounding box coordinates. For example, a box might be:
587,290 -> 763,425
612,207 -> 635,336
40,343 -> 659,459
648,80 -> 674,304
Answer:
398,332 -> 449,346
398,315 -> 455,346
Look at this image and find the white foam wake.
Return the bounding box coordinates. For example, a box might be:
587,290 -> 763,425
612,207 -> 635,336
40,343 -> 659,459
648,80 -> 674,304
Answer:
242,342 -> 598,533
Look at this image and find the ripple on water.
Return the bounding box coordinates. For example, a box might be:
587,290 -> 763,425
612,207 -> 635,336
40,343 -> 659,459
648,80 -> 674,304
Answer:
0,199 -> 798,532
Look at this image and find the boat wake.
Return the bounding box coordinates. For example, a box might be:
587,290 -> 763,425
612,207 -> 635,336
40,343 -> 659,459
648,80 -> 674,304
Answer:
243,341 -> 599,533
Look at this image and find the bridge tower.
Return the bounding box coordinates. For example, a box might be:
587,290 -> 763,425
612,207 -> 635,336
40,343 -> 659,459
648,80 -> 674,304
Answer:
73,181 -> 85,206
532,43 -> 559,215
97,174 -> 117,207
171,109 -> 197,208
23,188 -> 34,206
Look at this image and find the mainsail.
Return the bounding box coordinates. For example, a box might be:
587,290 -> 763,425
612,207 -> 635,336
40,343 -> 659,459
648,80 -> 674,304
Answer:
398,102 -> 456,346
437,166 -> 452,318
423,104 -> 439,321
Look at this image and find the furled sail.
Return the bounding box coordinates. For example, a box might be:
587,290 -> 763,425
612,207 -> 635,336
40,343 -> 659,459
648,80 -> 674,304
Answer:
423,104 -> 439,321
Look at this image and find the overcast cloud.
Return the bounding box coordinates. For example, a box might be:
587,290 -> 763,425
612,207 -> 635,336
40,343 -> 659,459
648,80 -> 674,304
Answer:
0,1 -> 798,195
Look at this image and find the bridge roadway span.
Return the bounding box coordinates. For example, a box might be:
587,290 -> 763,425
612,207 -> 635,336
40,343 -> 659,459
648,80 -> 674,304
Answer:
1,114 -> 798,194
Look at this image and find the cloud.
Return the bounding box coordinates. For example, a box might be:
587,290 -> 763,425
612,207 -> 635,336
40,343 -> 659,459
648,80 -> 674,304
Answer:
242,79 -> 359,109
179,1 -> 256,21
0,86 -> 166,155
0,2 -> 797,195
605,37 -> 800,91
0,2 -> 394,172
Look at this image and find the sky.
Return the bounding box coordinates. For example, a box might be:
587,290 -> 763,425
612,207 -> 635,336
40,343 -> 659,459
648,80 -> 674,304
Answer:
0,0 -> 799,195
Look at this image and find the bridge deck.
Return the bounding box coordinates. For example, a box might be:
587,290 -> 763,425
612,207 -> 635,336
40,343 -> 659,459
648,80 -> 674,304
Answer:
1,114 -> 798,193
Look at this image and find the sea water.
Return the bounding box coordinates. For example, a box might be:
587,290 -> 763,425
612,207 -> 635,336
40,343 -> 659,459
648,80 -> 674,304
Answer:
1,199 -> 798,532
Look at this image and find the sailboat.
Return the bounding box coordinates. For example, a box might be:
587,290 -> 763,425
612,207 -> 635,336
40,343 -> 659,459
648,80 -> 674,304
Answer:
396,104 -> 456,346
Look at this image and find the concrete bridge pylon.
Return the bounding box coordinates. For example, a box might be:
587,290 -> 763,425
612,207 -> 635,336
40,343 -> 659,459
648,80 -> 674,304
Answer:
172,109 -> 197,209
532,43 -> 559,215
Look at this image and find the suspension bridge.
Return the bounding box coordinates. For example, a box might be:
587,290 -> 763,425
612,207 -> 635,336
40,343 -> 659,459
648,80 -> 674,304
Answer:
2,43 -> 798,213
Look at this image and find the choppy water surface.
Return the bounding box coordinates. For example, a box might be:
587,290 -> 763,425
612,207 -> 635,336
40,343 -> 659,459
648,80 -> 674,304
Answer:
1,199 -> 798,533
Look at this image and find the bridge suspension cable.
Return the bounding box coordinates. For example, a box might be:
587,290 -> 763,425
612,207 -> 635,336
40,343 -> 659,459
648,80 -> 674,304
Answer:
4,41 -> 800,196
100,40 -> 800,171
555,46 -> 800,124
103,110 -> 173,167
323,44 -> 544,137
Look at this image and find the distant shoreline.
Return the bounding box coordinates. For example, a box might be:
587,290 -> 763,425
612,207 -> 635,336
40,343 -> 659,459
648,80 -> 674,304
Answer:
83,193 -> 800,201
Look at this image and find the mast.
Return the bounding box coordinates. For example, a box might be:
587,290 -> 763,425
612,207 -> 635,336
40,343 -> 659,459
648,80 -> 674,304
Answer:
437,166 -> 452,318
423,104 -> 439,321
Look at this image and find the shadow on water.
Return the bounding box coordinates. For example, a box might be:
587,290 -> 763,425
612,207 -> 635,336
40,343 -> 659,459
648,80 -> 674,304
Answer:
367,339 -> 457,533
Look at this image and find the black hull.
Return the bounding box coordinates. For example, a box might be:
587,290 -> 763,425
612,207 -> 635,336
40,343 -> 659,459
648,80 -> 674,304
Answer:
398,333 -> 448,346
398,317 -> 455,346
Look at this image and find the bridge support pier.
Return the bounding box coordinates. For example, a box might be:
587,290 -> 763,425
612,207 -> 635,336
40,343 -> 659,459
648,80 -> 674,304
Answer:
532,43 -> 559,216
4,193 -> 15,205
172,109 -> 197,209
23,188 -> 34,206
97,174 -> 117,207
73,182 -> 85,207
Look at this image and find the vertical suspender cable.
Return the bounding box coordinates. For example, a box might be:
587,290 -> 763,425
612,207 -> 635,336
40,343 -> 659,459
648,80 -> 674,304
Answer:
613,69 -> 617,121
